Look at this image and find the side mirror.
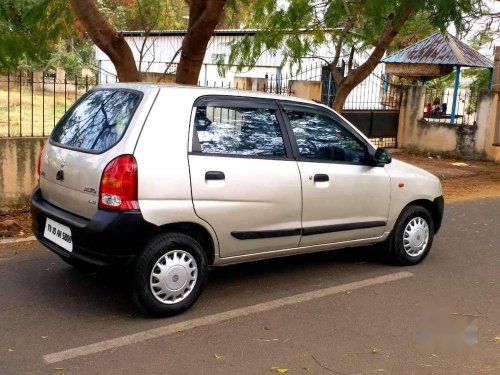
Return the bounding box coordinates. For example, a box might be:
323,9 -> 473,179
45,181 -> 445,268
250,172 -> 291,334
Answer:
370,147 -> 392,166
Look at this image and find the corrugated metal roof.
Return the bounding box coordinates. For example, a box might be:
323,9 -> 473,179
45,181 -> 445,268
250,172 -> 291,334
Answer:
121,29 -> 260,37
121,28 -> 339,37
382,32 -> 493,68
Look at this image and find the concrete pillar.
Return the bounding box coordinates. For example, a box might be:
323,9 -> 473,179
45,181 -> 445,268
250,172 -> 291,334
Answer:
493,46 -> 500,147
289,80 -> 322,101
396,87 -> 408,147
55,68 -> 66,83
397,86 -> 427,149
32,71 -> 43,91
493,46 -> 500,93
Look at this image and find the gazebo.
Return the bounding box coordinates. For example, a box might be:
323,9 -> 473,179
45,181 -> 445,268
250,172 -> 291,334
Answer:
382,32 -> 493,124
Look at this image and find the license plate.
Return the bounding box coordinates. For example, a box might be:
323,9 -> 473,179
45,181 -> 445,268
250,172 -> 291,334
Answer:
44,218 -> 73,252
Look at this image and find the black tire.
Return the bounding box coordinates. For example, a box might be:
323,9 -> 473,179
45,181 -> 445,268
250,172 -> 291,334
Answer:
385,205 -> 435,266
132,232 -> 208,317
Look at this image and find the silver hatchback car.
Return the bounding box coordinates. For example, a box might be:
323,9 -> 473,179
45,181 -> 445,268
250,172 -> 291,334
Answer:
31,84 -> 444,317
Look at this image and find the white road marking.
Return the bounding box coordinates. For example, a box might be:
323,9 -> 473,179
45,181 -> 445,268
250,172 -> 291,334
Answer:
43,271 -> 413,364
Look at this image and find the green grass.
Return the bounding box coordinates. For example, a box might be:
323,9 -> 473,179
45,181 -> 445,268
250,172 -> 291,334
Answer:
0,86 -> 82,137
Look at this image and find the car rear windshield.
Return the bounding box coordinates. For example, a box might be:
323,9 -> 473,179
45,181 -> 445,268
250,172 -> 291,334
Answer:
50,89 -> 142,153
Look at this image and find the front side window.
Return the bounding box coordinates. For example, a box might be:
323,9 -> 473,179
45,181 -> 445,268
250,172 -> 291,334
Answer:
286,109 -> 367,163
51,90 -> 141,152
193,105 -> 286,157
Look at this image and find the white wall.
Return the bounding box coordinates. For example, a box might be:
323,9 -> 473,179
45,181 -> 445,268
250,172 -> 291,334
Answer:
94,31 -> 387,108
95,31 -> 335,84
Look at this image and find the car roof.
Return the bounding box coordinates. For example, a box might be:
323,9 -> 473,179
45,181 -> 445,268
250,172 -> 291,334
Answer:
96,82 -> 323,107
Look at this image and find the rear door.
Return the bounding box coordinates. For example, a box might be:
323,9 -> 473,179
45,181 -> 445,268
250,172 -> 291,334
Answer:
40,89 -> 144,219
188,96 -> 302,258
281,102 -> 391,247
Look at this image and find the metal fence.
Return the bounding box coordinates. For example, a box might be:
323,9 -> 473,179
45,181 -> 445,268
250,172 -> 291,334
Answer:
1,66 -> 421,147
422,87 -> 480,125
0,71 -> 96,137
344,72 -> 403,110
0,66 -> 402,152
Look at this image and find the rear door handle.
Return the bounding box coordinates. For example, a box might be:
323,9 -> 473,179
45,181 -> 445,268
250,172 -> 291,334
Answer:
314,174 -> 329,182
205,171 -> 225,181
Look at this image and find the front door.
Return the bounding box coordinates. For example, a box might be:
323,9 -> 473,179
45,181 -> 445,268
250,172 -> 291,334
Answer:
281,103 -> 391,247
189,97 -> 302,258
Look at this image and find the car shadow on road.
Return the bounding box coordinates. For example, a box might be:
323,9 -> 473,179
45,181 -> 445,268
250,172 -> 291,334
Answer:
209,244 -> 390,281
27,244 -> 392,320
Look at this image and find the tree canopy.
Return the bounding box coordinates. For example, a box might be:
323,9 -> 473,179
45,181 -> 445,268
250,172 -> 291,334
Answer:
221,0 -> 492,110
0,0 -> 494,107
0,0 -> 255,80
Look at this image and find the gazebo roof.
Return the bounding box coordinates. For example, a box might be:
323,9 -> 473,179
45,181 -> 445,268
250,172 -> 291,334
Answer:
382,32 -> 493,68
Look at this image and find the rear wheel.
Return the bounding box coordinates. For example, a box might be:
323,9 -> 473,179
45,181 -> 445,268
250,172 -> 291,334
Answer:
132,233 -> 208,317
386,205 -> 434,266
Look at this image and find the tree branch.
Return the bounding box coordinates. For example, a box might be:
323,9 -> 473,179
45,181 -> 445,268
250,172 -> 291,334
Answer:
332,5 -> 415,111
68,0 -> 140,82
157,47 -> 182,82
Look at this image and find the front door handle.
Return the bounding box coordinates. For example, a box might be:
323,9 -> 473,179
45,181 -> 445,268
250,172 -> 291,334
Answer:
205,171 -> 225,181
314,174 -> 329,182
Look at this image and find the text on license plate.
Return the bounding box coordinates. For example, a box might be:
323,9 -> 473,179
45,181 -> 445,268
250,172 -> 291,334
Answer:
44,218 -> 73,252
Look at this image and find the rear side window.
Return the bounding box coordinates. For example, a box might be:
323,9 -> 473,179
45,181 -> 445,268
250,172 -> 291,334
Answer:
193,105 -> 286,157
51,90 -> 141,152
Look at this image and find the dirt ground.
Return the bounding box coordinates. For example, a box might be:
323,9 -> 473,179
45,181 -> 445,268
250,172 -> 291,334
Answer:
393,149 -> 500,203
0,209 -> 31,239
1,151 -> 499,239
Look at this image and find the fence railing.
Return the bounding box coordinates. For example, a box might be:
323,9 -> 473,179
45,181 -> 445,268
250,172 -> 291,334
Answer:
5,67 -> 481,141
0,71 -> 96,137
422,88 -> 480,125
343,72 -> 403,111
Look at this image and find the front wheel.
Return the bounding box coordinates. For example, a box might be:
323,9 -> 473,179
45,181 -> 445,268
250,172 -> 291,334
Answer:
386,205 -> 435,266
132,233 -> 208,317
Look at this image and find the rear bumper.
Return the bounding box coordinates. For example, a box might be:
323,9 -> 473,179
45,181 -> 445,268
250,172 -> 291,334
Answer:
434,195 -> 444,234
31,187 -> 155,267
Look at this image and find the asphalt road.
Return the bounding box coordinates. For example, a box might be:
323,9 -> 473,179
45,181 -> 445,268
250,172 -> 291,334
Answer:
0,199 -> 499,374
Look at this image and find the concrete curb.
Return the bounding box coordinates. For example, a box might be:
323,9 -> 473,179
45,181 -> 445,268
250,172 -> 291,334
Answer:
0,236 -> 36,245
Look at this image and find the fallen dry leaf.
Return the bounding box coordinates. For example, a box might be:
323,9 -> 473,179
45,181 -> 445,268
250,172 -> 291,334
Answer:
270,366 -> 289,374
493,336 -> 500,343
7,348 -> 14,352
41,336 -> 48,339
53,368 -> 64,371
175,328 -> 184,333
371,347 -> 381,354
214,353 -> 223,360
345,290 -> 352,296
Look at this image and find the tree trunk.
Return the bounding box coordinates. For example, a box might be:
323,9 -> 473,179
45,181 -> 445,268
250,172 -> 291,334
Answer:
332,6 -> 414,112
69,0 -> 140,82
176,0 -> 226,84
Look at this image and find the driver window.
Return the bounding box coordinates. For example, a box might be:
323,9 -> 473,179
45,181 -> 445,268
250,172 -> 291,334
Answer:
286,109 -> 367,164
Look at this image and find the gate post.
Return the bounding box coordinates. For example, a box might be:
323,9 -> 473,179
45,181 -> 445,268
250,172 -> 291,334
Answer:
369,111 -> 374,140
397,87 -> 408,148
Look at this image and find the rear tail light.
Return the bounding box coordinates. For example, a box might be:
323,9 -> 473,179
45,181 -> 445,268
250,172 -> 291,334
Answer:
37,150 -> 42,179
99,155 -> 139,211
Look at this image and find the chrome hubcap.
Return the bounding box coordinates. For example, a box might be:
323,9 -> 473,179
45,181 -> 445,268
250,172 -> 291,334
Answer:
150,250 -> 198,304
403,217 -> 429,257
